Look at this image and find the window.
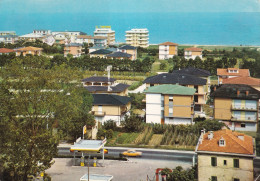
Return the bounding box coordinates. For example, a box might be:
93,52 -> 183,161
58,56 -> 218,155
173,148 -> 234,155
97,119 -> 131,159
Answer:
234,179 -> 240,181
211,176 -> 217,181
211,157 -> 217,166
219,137 -> 225,147
194,95 -> 198,103
223,160 -> 227,165
194,85 -> 198,93
241,123 -> 246,128
233,159 -> 239,168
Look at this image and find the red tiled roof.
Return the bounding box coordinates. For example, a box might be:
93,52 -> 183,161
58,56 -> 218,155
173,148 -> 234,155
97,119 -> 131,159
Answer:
16,46 -> 43,52
223,76 -> 260,86
159,42 -> 178,46
0,48 -> 15,53
185,47 -> 203,51
197,129 -> 253,155
217,68 -> 250,77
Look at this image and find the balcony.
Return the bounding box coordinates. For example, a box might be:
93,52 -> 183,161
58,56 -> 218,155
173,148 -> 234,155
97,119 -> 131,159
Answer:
231,116 -> 257,122
231,106 -> 257,111
92,111 -> 106,116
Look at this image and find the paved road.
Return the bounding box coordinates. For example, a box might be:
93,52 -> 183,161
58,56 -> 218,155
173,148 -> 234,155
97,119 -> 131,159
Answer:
58,146 -> 260,169
58,146 -> 195,163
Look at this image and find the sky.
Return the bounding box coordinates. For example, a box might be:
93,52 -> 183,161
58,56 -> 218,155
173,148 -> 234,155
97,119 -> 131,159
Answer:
0,0 -> 260,13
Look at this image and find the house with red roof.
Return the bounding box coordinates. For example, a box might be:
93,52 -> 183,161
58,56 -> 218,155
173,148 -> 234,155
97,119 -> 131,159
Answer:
0,48 -> 15,55
196,129 -> 254,181
184,47 -> 203,60
217,68 -> 250,84
223,76 -> 260,91
159,42 -> 178,60
14,46 -> 43,56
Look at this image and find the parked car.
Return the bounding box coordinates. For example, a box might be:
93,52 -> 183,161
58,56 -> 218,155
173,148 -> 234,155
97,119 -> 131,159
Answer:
122,149 -> 142,157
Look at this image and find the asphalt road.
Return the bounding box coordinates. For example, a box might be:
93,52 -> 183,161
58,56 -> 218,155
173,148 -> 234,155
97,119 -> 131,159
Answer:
58,146 -> 260,169
59,146 -> 195,164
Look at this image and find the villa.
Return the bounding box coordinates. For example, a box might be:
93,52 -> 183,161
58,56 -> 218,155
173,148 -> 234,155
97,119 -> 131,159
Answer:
14,46 -> 43,56
184,47 -> 203,60
64,43 -> 84,57
159,42 -> 178,60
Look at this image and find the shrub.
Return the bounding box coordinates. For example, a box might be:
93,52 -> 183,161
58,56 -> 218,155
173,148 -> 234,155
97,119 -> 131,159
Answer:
104,120 -> 117,131
128,81 -> 143,90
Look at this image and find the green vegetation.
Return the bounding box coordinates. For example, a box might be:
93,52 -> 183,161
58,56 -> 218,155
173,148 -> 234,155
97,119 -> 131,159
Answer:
128,81 -> 143,90
161,165 -> 197,181
0,56 -> 94,180
98,119 -> 225,150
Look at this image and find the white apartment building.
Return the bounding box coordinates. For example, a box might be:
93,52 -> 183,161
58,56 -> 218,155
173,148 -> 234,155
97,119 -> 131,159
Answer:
0,31 -> 16,36
32,30 -> 51,36
184,47 -> 203,60
159,42 -> 178,60
94,26 -> 115,45
125,28 -> 149,48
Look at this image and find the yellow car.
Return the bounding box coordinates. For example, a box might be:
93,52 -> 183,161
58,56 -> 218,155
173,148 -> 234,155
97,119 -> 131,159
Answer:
122,149 -> 142,157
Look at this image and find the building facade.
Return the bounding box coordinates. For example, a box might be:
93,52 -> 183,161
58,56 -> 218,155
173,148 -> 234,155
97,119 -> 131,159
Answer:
159,42 -> 178,60
15,46 -> 43,56
0,31 -> 16,36
125,28 -> 149,48
212,84 -> 260,132
118,45 -> 137,60
32,30 -> 51,36
75,35 -> 94,45
93,36 -> 108,47
145,84 -> 195,125
89,49 -> 112,58
91,94 -> 131,126
184,47 -> 203,60
144,72 -> 208,112
64,43 -> 84,57
196,129 -> 254,181
82,76 -> 129,96
94,26 -> 115,45
0,35 -> 18,44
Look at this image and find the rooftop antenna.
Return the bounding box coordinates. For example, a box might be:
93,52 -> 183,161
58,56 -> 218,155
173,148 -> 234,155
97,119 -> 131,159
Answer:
106,65 -> 112,91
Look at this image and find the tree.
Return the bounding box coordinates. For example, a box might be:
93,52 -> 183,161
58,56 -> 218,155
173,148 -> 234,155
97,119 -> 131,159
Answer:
161,165 -> 197,181
0,58 -> 94,180
160,62 -> 167,70
122,114 -> 144,132
129,93 -> 145,110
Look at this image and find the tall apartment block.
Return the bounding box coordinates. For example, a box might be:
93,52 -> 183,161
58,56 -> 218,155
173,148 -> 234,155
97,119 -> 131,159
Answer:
94,26 -> 115,45
125,28 -> 149,48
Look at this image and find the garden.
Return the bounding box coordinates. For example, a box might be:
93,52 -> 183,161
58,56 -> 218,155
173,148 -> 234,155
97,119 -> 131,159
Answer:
96,116 -> 225,151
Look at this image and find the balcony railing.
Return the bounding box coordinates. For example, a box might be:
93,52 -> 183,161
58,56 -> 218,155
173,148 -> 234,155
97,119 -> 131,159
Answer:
231,106 -> 257,111
91,111 -> 106,116
231,117 -> 257,122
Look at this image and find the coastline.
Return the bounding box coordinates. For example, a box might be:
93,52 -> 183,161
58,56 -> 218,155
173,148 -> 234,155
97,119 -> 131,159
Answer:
148,43 -> 260,47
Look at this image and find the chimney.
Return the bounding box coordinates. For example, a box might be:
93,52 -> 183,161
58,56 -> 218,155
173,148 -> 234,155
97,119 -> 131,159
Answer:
246,91 -> 249,96
208,131 -> 214,140
237,90 -> 240,96
199,129 -> 205,144
238,135 -> 244,141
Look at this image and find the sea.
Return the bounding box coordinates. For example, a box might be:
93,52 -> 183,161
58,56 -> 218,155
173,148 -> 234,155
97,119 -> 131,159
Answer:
1,12 -> 260,46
